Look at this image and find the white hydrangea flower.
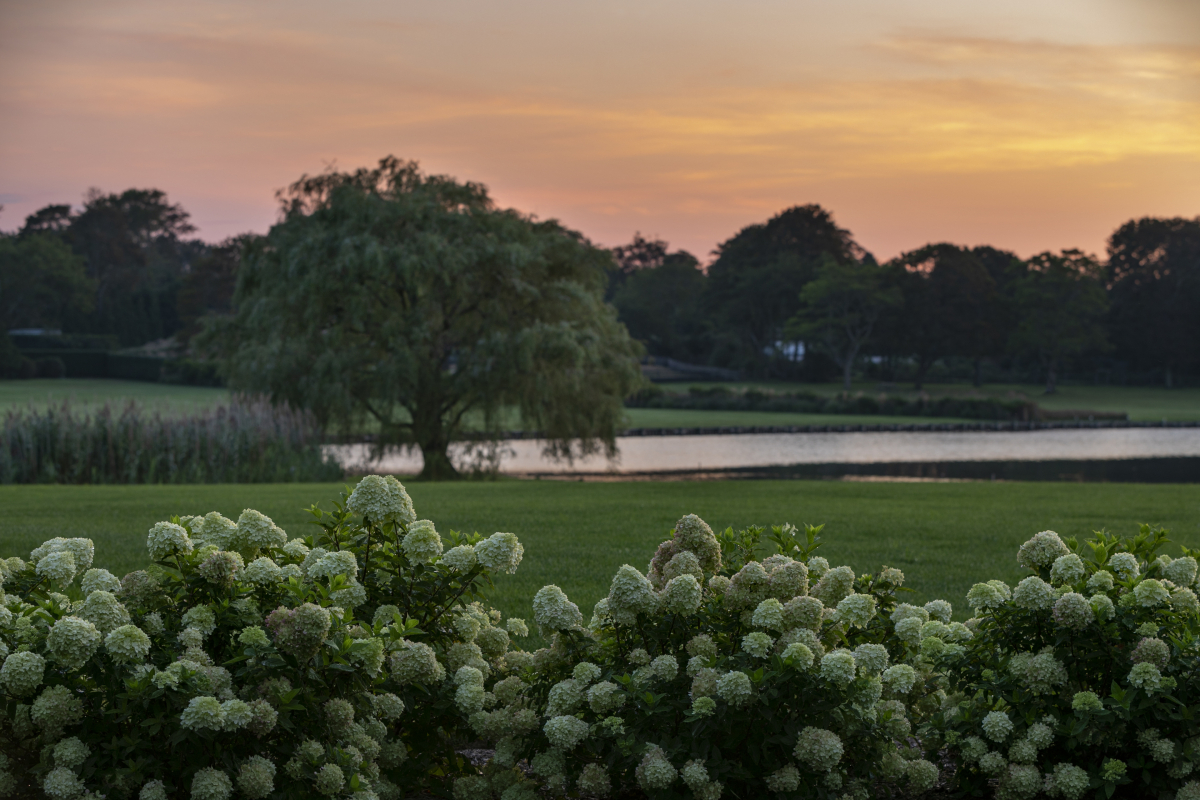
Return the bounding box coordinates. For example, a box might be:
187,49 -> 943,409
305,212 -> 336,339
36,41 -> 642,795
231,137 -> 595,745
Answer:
1134,579 -> 1170,608
191,767 -> 233,800
32,684 -> 85,730
105,624 -> 151,663
636,746 -> 678,791
182,605 -> 217,636
43,767 -> 85,800
660,574 -> 702,615
35,550 -> 77,584
1049,763 -> 1090,800
441,545 -> 477,573
742,631 -> 773,658
1049,554 -> 1086,586
882,664 -> 917,695
474,532 -> 523,574
573,661 -> 601,685
1089,593 -> 1115,620
544,714 -> 590,750
782,595 -> 824,630
147,522 -> 192,561
765,764 -> 800,793
1109,552 -> 1139,582
751,598 -> 785,631
836,593 -> 877,628
308,549 -> 358,582
401,520 -> 443,562
782,643 -> 815,670
587,681 -> 625,715
1052,592 -> 1095,630
1017,531 -> 1070,570
981,710 -> 1013,743
237,756 -> 276,800
533,585 -> 582,631
907,759 -> 939,791
1086,570 -> 1114,593
455,682 -> 485,714
244,557 -> 282,586
0,651 -> 45,696
347,475 -> 416,525
1023,652 -> 1068,694
1012,576 -> 1056,610
924,599 -> 952,622
236,509 -> 286,551
1128,662 -> 1162,691
607,564 -> 659,624
853,643 -> 889,673
793,727 -> 843,773
77,590 -> 130,635
1172,587 -> 1200,615
715,671 -> 753,706
1164,556 -> 1198,587
47,616 -> 102,671
80,568 -> 121,596
894,617 -> 924,647
820,649 -> 856,686
891,603 -> 930,625
505,618 -> 529,637
53,736 -> 90,770
181,696 -> 226,731
650,654 -> 678,681
810,565 -> 855,607
281,539 -> 310,562
221,699 -> 254,730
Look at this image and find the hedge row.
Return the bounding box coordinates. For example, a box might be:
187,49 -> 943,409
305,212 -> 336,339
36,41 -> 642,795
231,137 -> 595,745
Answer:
627,386 -> 1039,421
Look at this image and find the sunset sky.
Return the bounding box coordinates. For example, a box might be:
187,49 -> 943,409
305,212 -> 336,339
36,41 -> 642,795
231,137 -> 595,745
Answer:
2,0 -> 1198,262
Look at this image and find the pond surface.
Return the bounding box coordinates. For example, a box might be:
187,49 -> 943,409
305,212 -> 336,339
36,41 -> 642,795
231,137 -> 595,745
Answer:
329,427 -> 1200,475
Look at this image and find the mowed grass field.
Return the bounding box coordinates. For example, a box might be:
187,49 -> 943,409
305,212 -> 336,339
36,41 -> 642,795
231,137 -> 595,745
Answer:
1,481 -> 1196,632
0,379 -> 230,413
11,378 -> 1196,429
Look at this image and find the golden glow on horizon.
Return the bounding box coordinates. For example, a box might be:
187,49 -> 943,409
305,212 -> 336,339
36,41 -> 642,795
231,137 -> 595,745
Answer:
1,0 -> 1197,261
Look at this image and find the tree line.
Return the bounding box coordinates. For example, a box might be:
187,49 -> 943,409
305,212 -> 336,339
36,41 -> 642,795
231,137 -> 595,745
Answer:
610,207 -> 1200,391
5,188 -> 1197,394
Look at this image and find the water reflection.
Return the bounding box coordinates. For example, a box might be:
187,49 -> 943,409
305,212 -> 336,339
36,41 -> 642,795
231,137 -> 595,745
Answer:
329,428 -> 1200,475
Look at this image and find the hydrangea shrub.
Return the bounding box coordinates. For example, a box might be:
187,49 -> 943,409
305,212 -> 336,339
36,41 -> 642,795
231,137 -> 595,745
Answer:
932,525 -> 1200,800
461,517 -> 949,799
0,476 -> 530,799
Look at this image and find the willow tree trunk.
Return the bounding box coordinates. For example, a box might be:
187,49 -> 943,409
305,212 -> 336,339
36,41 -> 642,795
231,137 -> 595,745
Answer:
412,401 -> 460,481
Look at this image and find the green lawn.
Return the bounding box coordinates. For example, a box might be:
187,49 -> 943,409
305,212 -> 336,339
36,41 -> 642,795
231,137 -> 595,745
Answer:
5,378 -> 1193,427
1,482 -> 1196,636
0,379 -> 230,413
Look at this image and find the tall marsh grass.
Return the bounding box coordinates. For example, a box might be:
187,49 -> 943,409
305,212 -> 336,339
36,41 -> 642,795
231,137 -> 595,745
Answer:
0,398 -> 343,484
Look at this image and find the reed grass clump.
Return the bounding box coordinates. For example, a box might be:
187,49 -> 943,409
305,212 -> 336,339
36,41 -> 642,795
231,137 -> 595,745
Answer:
0,399 -> 342,484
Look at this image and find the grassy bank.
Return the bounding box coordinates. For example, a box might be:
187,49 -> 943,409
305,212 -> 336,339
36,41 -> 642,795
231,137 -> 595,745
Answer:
675,381 -> 1200,422
4,378 -> 1194,430
0,379 -> 230,412
1,481 -> 1195,632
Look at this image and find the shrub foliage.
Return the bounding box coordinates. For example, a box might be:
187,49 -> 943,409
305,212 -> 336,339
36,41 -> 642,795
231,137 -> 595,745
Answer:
1,477 -> 1199,800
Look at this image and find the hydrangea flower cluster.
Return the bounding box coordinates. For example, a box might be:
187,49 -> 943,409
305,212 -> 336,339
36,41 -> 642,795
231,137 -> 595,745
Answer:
939,527 -> 1200,800
0,475 -> 545,799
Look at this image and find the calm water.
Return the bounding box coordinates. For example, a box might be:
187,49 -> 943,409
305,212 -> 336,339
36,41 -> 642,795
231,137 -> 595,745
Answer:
328,428 -> 1200,475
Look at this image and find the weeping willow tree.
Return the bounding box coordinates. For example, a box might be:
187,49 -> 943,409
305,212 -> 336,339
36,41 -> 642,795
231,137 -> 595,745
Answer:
204,157 -> 643,479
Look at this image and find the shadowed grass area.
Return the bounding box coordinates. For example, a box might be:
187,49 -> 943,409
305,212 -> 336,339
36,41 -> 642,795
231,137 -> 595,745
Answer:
0,379 -> 231,412
1,481 -> 1197,631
